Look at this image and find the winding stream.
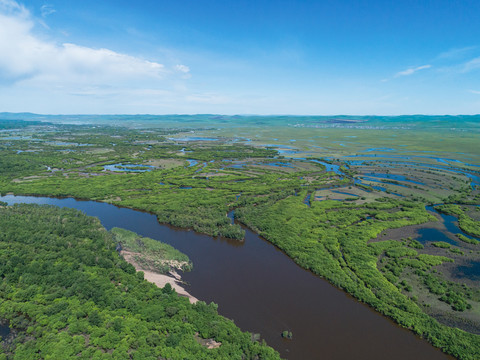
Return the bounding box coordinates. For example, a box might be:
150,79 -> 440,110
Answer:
0,195 -> 451,360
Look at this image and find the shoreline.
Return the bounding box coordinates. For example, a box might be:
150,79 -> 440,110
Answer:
120,250 -> 199,304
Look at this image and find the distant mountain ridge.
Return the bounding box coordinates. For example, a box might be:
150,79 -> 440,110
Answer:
1,112 -> 479,130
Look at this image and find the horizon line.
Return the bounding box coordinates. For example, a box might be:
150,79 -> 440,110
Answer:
1,112 -> 480,117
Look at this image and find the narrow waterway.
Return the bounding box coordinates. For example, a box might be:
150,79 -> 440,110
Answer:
0,195 -> 451,360
422,205 -> 480,246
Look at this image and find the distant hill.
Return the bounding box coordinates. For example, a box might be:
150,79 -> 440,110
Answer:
0,112 -> 479,130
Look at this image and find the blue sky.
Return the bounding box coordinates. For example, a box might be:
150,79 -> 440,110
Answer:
1,0 -> 480,114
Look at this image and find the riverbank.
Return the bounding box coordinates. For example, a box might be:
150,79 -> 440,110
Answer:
120,249 -> 199,303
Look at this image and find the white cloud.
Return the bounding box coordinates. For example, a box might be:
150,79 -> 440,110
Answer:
461,57 -> 480,73
175,64 -> 190,73
174,64 -> 191,79
437,46 -> 476,60
0,8 -> 167,85
469,90 -> 480,95
0,0 -> 27,17
394,64 -> 431,77
0,0 -> 194,104
40,4 -> 55,18
436,53 -> 480,74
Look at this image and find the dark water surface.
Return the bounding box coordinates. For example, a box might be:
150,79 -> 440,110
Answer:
0,195 -> 451,360
303,193 -> 311,207
0,324 -> 9,338
103,163 -> 154,172
454,261 -> 480,281
417,227 -> 458,246
423,205 -> 480,245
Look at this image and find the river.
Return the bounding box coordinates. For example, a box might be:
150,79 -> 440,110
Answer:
0,195 -> 451,360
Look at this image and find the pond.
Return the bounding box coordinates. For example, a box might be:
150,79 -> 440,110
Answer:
366,147 -> 396,152
294,158 -> 344,175
453,260 -> 480,281
186,159 -> 198,167
423,205 -> 480,246
416,227 -> 458,246
0,323 -> 10,339
169,137 -> 219,141
103,163 -> 154,172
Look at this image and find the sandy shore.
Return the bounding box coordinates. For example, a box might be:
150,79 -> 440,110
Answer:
120,250 -> 199,304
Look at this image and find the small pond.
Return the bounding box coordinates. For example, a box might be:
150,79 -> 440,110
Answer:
103,163 -> 154,172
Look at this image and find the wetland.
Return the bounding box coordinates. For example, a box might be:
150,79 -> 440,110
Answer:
0,114 -> 479,359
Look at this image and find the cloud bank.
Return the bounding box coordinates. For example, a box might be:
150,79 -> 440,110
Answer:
0,0 -> 193,112
0,2 -> 176,85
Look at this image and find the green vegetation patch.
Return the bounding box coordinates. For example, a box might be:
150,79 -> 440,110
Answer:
111,227 -> 192,273
385,247 -> 418,258
456,233 -> 479,245
417,254 -> 453,266
432,241 -> 451,249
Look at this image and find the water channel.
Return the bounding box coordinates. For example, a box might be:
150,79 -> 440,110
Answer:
0,195 -> 451,360
422,205 -> 480,246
